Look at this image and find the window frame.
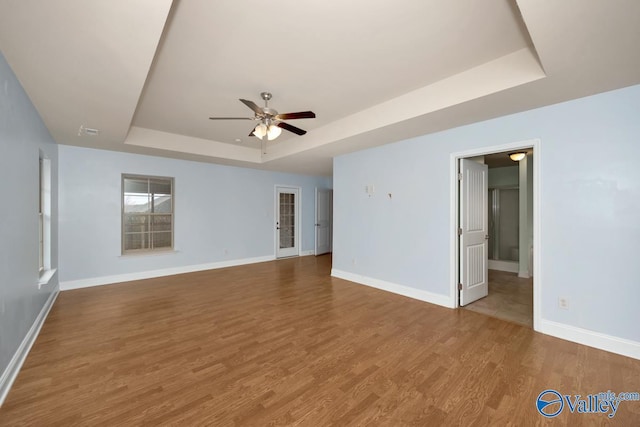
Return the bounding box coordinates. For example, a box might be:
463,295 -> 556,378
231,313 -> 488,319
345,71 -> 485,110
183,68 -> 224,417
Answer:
39,157 -> 44,273
38,153 -> 55,287
121,174 -> 175,255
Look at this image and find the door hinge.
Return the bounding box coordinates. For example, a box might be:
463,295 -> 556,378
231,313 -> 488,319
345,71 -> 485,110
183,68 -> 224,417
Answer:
458,172 -> 462,181
458,228 -> 462,236
458,283 -> 462,290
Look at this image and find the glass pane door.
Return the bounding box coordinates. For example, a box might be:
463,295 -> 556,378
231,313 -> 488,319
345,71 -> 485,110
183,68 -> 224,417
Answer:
276,187 -> 299,258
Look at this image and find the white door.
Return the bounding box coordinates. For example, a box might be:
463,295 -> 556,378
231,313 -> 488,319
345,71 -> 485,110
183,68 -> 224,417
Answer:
459,158 -> 489,306
314,188 -> 332,255
276,187 -> 300,258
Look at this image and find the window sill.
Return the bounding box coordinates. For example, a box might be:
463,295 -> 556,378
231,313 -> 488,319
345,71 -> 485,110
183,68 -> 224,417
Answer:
38,268 -> 57,289
119,249 -> 179,258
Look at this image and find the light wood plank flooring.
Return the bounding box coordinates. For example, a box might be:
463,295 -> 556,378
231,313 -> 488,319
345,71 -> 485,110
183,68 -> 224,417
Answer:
1,255 -> 639,425
463,269 -> 533,327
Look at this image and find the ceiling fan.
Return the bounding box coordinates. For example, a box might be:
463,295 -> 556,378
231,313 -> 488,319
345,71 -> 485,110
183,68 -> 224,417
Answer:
209,92 -> 316,141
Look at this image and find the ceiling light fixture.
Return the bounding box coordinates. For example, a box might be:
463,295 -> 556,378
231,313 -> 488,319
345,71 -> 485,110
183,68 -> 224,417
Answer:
253,121 -> 282,141
267,124 -> 281,140
77,125 -> 100,136
509,152 -> 526,161
253,122 -> 267,139
211,92 -> 315,143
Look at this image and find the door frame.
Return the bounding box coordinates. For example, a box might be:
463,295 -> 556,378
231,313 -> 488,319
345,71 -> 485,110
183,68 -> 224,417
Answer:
449,139 -> 541,331
274,185 -> 302,258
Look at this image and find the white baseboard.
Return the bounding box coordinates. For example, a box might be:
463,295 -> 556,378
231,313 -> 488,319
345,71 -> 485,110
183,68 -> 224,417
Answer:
331,269 -> 453,308
540,319 -> 640,360
300,250 -> 315,256
60,255 -> 275,291
0,289 -> 59,407
331,270 -> 639,360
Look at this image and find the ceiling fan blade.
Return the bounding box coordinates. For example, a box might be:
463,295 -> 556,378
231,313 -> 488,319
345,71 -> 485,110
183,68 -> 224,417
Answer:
209,117 -> 254,120
239,99 -> 263,115
248,128 -> 256,137
277,122 -> 307,136
275,111 -> 316,120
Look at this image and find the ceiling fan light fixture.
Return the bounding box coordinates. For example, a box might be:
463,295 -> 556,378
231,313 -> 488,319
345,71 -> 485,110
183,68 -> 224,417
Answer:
267,124 -> 282,140
209,92 -> 315,141
254,123 -> 267,140
509,152 -> 526,162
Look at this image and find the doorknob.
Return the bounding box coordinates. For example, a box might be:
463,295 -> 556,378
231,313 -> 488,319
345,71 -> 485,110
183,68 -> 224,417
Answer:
485,235 -> 489,240
315,223 -> 320,226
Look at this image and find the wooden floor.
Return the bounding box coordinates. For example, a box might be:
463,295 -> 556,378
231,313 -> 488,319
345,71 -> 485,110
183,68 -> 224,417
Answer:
463,269 -> 533,327
1,256 -> 639,425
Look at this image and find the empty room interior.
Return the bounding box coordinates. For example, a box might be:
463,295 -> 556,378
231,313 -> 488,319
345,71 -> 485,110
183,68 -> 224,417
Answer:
1,1 -> 640,424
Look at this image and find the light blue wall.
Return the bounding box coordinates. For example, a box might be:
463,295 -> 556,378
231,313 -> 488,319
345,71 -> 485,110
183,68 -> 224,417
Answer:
334,84 -> 640,343
58,145 -> 331,283
0,52 -> 58,376
489,166 -> 518,188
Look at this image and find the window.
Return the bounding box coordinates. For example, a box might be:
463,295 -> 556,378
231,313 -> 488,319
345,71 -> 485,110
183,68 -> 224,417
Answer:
39,158 -> 44,272
122,175 -> 174,254
38,153 -> 54,285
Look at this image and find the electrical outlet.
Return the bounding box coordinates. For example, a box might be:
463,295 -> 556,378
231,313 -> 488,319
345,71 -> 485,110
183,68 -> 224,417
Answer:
558,297 -> 569,310
224,249 -> 229,256
352,258 -> 356,266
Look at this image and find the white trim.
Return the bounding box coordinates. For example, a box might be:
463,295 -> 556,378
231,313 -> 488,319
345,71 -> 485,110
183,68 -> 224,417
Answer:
332,269 -> 453,308
60,255 -> 275,291
332,267 -> 640,360
488,260 -> 519,273
0,289 -> 59,407
300,250 -> 315,256
37,268 -> 57,289
540,319 -> 640,360
118,249 -> 179,258
450,139 -> 541,331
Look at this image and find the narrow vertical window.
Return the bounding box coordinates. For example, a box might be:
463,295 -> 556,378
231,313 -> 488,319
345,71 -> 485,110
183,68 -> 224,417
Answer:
38,153 -> 52,283
122,175 -> 174,254
38,158 -> 44,272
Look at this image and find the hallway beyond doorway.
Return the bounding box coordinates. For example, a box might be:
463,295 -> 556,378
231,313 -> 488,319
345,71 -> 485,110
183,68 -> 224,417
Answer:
462,269 -> 533,327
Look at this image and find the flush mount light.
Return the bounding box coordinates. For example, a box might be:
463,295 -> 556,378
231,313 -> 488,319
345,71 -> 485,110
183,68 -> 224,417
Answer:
509,152 -> 526,161
77,125 -> 100,136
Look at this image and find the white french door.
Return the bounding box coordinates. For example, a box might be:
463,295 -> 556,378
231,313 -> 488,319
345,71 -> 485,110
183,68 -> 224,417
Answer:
314,188 -> 332,255
276,186 -> 300,258
459,158 -> 489,306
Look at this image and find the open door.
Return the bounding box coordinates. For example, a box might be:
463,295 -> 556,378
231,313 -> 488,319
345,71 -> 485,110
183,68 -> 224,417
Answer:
314,188 -> 332,255
459,158 -> 489,306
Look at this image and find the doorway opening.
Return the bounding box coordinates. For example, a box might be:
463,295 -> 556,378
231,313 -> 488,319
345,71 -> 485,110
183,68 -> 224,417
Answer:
451,140 -> 540,330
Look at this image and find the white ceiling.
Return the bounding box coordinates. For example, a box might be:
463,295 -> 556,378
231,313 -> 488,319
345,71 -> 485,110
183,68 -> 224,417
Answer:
1,0 -> 639,176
